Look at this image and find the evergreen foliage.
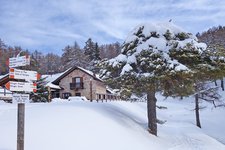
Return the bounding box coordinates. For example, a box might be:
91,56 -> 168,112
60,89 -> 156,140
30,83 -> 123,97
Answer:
99,22 -> 210,136
30,77 -> 49,102
61,41 -> 89,70
84,38 -> 96,61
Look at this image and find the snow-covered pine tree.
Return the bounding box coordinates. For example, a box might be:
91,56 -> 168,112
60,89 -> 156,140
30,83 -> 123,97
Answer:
197,26 -> 225,91
99,22 -> 207,136
174,33 -> 225,128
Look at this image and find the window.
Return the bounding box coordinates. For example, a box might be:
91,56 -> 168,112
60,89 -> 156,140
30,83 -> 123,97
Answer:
62,93 -> 71,99
73,77 -> 81,83
70,77 -> 83,89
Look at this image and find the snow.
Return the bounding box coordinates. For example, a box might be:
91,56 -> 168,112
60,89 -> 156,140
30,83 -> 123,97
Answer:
0,92 -> 225,150
121,64 -> 133,75
46,82 -> 61,89
42,73 -> 64,83
112,54 -> 127,62
77,67 -> 102,81
176,39 -> 207,53
109,22 -> 207,77
0,74 -> 8,80
68,96 -> 88,101
127,54 -> 137,64
126,22 -> 185,42
146,37 -> 167,51
0,87 -> 12,100
168,59 -> 189,71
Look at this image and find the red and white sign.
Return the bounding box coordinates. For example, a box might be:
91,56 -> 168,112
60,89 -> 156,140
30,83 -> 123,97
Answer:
5,81 -> 37,92
8,55 -> 30,68
9,68 -> 41,81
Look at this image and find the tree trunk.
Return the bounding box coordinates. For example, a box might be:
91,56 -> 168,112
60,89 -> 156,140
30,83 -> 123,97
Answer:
221,79 -> 224,91
214,80 -> 217,86
195,94 -> 201,128
147,91 -> 157,136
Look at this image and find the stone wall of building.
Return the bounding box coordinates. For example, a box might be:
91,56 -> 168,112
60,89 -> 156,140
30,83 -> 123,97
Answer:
59,69 -> 107,100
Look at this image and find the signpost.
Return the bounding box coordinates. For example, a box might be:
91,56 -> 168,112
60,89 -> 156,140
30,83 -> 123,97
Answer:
13,93 -> 30,103
5,81 -> 37,92
8,55 -> 30,68
5,53 -> 38,150
9,68 -> 41,81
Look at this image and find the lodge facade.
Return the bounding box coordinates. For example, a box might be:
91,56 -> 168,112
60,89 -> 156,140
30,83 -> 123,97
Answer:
47,66 -> 119,101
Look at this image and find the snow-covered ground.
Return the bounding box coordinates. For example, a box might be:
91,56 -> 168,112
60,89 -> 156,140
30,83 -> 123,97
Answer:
0,93 -> 225,150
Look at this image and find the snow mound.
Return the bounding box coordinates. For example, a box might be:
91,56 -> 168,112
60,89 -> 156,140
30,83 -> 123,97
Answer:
68,96 -> 88,101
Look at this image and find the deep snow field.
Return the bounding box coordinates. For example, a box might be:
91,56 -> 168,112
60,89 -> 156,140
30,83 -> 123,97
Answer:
0,92 -> 225,150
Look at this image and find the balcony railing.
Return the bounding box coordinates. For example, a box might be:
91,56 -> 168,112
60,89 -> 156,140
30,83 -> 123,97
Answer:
70,82 -> 84,90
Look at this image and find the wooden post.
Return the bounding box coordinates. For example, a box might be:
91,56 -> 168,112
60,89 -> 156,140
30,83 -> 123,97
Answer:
90,79 -> 93,102
17,103 -> 25,150
48,86 -> 51,102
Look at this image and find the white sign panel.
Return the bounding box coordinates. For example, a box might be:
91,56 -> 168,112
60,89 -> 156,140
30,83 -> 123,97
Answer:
5,81 -> 37,92
9,68 -> 40,81
9,55 -> 30,68
13,94 -> 29,103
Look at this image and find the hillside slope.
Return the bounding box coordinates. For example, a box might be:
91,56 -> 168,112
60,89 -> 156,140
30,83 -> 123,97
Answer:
0,95 -> 225,150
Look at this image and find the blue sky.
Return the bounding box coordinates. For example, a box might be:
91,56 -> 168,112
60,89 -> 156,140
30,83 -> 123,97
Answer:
0,0 -> 225,55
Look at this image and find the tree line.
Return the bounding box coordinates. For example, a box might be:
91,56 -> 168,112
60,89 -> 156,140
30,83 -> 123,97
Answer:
0,38 -> 121,75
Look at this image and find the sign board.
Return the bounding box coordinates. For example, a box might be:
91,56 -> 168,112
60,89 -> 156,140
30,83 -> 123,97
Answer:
8,55 -> 30,68
5,81 -> 37,92
9,68 -> 41,81
13,94 -> 29,103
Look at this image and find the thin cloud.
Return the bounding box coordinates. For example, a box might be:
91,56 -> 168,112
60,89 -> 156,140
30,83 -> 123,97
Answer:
0,0 -> 224,54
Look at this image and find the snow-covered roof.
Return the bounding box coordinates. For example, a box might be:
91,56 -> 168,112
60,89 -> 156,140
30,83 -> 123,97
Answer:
106,87 -> 120,95
52,66 -> 103,84
77,67 -> 103,82
46,82 -> 61,90
42,73 -> 64,83
0,74 -> 8,80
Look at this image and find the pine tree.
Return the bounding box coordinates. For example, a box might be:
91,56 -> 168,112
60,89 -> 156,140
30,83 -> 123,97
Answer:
84,38 -> 95,61
197,26 -> 225,91
45,53 -> 62,74
61,45 -> 74,70
99,22 -> 208,136
94,42 -> 101,61
72,42 -> 89,68
61,41 -> 89,70
170,30 -> 225,128
30,77 -> 48,102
